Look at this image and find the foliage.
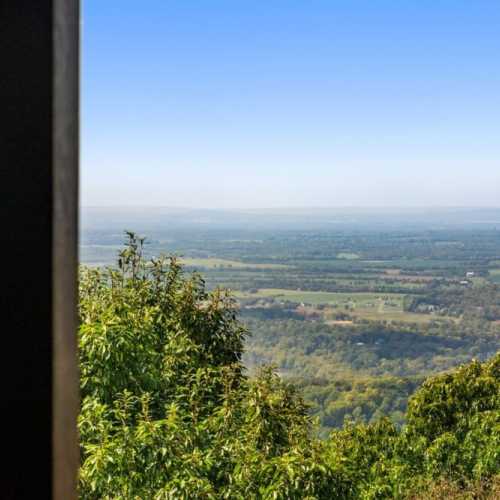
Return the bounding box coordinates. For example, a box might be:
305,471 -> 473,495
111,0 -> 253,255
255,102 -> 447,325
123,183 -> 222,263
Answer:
243,314 -> 499,432
79,234 -> 346,498
79,234 -> 500,498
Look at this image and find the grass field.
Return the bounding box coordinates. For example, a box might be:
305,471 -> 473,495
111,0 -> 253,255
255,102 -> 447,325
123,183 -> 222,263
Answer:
489,269 -> 500,284
330,277 -> 426,290
237,288 -> 448,323
471,276 -> 490,287
181,258 -> 290,270
336,252 -> 360,260
79,250 -> 291,271
237,288 -> 404,313
236,288 -> 406,308
345,309 -> 444,324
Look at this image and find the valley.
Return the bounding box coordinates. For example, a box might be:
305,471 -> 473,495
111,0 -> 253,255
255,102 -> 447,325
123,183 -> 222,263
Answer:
81,208 -> 500,435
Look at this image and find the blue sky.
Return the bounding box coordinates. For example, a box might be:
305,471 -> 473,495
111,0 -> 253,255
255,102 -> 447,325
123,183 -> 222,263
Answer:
82,1 -> 500,208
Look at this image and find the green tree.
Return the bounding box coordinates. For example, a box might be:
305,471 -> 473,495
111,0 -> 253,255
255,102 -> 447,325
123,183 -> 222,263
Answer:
78,234 -> 348,498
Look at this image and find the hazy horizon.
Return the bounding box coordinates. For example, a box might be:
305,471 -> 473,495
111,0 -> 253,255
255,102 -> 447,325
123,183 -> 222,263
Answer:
81,206 -> 500,234
82,205 -> 500,210
83,1 -> 500,208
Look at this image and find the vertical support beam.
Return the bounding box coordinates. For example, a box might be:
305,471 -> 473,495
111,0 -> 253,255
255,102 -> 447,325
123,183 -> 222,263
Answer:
0,2 -> 79,498
54,1 -> 80,499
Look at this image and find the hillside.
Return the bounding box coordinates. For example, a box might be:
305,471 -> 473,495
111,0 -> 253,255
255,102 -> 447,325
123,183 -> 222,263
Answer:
81,217 -> 500,434
78,234 -> 500,498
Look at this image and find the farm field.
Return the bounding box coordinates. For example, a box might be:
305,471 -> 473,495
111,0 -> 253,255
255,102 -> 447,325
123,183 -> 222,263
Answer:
236,288 -> 406,304
236,288 -> 447,323
180,257 -> 290,270
336,252 -> 360,259
490,269 -> 500,283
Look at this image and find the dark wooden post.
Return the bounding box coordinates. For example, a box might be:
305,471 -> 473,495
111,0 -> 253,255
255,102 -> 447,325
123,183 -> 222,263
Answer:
0,1 -> 79,498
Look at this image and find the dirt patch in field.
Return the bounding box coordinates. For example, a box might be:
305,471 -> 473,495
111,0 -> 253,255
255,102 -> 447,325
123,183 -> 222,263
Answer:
384,269 -> 401,276
326,320 -> 354,326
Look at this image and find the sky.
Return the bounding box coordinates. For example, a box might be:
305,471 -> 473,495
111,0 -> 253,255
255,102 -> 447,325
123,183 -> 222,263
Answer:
82,1 -> 500,209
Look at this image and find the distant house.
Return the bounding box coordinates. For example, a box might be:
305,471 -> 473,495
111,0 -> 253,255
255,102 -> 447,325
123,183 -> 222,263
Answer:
466,271 -> 475,278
